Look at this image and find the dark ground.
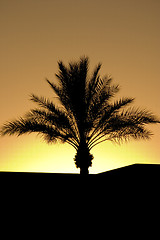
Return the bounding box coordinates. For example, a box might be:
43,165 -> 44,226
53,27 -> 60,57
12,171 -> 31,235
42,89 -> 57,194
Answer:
1,163 -> 159,190
1,163 -> 159,220
1,163 -> 159,177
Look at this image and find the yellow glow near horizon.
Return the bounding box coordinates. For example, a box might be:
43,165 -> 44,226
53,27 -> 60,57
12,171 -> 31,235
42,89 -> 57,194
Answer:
0,133 -> 159,174
0,136 -> 78,173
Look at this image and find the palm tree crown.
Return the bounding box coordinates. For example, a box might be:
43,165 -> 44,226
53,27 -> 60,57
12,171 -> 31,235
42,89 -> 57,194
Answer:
1,57 -> 159,174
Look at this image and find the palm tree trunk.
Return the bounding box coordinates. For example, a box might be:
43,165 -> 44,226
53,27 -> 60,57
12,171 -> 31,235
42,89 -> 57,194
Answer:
80,167 -> 89,175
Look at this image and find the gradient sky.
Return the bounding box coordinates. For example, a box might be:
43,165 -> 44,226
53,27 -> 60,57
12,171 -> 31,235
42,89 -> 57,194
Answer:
0,0 -> 160,174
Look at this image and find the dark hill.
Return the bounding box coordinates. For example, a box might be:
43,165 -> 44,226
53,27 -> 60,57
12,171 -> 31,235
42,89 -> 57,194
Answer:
1,163 -> 160,180
1,164 -> 159,207
1,163 -> 159,189
99,163 -> 160,178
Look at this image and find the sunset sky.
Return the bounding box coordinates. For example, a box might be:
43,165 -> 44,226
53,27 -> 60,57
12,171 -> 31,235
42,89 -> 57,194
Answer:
0,0 -> 160,174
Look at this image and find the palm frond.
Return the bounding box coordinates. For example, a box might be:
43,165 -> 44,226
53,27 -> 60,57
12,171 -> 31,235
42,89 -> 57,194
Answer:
88,105 -> 159,149
47,58 -> 89,128
30,94 -> 60,114
46,79 -> 69,110
0,116 -> 77,147
1,117 -> 53,137
88,97 -> 134,142
55,60 -> 69,87
86,77 -> 120,120
26,108 -> 79,143
87,63 -> 102,93
120,107 -> 160,124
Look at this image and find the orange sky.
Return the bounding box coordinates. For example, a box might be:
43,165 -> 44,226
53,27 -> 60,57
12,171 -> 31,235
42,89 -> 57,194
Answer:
0,0 -> 160,173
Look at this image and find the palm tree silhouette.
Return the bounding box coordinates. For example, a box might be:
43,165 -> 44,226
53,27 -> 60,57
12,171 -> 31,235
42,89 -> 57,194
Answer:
1,57 -> 159,175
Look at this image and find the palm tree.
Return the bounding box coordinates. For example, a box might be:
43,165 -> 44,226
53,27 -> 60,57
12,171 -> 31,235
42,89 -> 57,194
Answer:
1,57 -> 159,175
